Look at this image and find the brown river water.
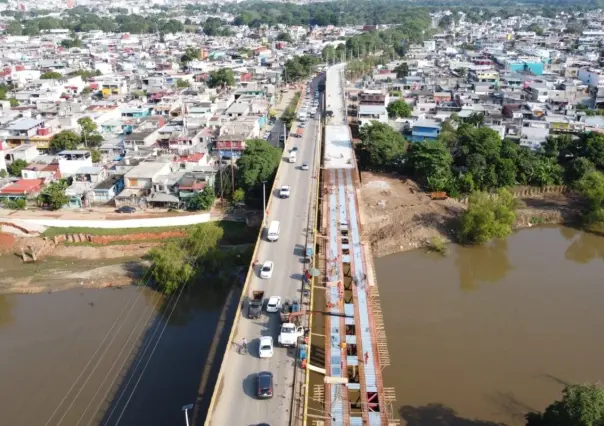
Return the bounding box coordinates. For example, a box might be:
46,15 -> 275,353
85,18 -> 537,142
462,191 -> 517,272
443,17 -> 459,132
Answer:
376,226 -> 604,426
0,279 -> 237,426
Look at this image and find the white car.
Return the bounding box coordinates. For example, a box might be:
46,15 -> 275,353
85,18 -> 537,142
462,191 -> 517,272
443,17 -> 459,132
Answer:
301,162 -> 309,170
259,336 -> 274,358
279,185 -> 291,198
260,261 -> 274,279
266,296 -> 282,313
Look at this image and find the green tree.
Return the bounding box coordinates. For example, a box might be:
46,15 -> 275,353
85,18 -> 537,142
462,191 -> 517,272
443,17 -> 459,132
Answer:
386,100 -> 412,118
567,157 -> 595,183
526,383 -> 604,426
183,222 -> 224,260
60,37 -> 82,49
40,71 -> 63,80
38,181 -> 69,210
358,121 -> 407,171
8,97 -> 18,107
6,21 -> 22,35
576,171 -> 604,226
148,242 -> 193,295
207,68 -> 235,88
232,187 -> 245,205
236,139 -> 282,192
49,130 -> 80,153
187,186 -> 216,211
406,140 -> 453,191
91,150 -> 101,163
276,31 -> 293,42
176,78 -> 191,88
458,189 -> 517,245
394,62 -> 409,78
77,116 -> 96,139
7,159 -> 27,177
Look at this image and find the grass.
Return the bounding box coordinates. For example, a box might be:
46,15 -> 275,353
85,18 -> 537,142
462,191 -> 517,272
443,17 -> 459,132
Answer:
43,221 -> 259,245
427,236 -> 448,255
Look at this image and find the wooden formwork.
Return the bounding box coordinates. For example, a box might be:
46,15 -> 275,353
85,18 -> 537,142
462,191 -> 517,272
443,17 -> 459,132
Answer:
369,286 -> 391,368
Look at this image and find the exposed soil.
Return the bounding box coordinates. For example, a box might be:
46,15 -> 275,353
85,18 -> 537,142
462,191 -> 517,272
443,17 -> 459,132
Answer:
0,256 -> 149,295
360,172 -> 582,258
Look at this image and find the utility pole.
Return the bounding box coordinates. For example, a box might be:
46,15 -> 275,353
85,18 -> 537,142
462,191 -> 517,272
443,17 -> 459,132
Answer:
262,180 -> 267,225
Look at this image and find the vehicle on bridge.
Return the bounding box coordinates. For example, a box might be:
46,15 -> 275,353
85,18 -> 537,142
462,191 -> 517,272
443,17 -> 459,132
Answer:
266,296 -> 282,313
278,322 -> 304,347
288,150 -> 297,163
279,185 -> 291,198
260,261 -> 274,279
247,291 -> 264,319
259,336 -> 274,358
266,220 -> 280,242
256,372 -> 274,399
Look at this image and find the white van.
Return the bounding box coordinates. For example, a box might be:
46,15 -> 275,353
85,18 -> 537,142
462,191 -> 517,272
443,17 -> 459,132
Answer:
289,151 -> 297,163
267,220 -> 280,242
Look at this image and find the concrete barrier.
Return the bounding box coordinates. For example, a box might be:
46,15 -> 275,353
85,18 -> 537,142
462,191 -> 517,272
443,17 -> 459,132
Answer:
0,213 -> 212,229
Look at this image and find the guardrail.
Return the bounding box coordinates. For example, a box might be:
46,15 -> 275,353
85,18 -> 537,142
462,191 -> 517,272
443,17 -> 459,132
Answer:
203,86 -> 306,426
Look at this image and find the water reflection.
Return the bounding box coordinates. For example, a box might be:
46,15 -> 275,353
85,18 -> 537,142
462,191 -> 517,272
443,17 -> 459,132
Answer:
455,239 -> 511,291
400,403 -> 505,426
563,229 -> 604,264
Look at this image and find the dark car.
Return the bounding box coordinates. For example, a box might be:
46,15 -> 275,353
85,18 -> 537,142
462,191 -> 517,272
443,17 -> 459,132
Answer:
116,206 -> 136,213
248,300 -> 262,319
256,371 -> 273,399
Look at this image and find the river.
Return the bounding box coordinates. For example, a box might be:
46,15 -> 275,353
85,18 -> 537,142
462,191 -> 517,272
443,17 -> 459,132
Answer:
0,279 -> 237,426
375,226 -> 604,426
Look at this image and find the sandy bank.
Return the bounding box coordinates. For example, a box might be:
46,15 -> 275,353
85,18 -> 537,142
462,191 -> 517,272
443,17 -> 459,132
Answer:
360,172 -> 582,258
0,258 -> 149,295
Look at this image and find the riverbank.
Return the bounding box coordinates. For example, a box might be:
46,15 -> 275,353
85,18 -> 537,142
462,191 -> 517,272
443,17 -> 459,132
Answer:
360,172 -> 583,257
0,255 -> 148,295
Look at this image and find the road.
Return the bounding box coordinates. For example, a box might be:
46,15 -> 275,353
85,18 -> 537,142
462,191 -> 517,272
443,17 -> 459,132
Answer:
208,80 -> 319,426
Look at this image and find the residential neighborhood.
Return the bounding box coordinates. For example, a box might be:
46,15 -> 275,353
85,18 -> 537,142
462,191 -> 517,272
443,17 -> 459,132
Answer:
0,1 -> 602,216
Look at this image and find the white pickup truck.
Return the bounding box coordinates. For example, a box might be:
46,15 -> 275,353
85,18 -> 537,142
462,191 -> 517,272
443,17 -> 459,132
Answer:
278,323 -> 304,347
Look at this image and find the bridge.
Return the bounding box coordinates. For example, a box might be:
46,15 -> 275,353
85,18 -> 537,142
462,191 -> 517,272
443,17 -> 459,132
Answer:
203,64 -> 398,426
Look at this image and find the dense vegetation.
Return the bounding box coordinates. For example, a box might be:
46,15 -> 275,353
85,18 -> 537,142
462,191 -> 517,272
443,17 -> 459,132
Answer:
526,383 -> 604,426
235,139 -> 282,208
359,117 -> 604,197
283,55 -> 321,83
458,189 -> 517,244
148,222 -> 252,295
4,7 -> 185,35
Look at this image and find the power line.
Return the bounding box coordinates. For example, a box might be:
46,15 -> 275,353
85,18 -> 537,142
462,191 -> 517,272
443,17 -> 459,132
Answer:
42,287 -> 143,426
102,236 -> 213,426
43,249 -> 161,426
54,286 -> 157,426
74,287 -> 168,426
112,281 -> 188,426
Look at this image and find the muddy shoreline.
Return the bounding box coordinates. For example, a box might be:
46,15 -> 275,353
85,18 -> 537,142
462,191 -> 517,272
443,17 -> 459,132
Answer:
360,172 -> 583,258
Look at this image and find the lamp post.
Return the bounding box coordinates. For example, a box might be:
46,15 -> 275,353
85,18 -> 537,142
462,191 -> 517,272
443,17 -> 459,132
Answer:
262,180 -> 267,225
182,404 -> 193,426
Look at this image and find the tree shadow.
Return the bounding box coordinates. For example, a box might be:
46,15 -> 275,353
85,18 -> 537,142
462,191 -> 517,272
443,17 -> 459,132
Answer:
95,252 -> 250,425
399,403 -> 507,426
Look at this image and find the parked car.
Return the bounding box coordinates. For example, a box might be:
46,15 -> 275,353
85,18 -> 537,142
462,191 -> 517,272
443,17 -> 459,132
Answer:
116,206 -> 136,213
260,261 -> 274,279
266,296 -> 282,312
258,336 -> 274,358
256,371 -> 274,398
301,163 -> 309,170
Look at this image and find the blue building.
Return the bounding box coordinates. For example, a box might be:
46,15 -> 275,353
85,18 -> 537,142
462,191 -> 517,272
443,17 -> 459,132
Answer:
410,119 -> 441,142
507,60 -> 544,76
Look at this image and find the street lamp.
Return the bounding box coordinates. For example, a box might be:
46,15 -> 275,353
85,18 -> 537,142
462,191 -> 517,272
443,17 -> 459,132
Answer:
262,180 -> 267,225
182,404 -> 193,426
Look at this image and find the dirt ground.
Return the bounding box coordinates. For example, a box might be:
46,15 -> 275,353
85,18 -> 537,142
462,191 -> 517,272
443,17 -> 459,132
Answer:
359,172 -> 581,258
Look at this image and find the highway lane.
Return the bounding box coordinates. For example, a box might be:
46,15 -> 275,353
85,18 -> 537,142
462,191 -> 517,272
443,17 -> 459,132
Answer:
208,82 -> 320,426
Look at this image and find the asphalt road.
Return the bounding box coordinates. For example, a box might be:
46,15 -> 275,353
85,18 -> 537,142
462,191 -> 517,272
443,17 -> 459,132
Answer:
208,83 -> 319,426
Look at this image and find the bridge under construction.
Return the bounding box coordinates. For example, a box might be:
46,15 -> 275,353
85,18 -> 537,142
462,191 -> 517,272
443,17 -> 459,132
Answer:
303,64 -> 398,426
